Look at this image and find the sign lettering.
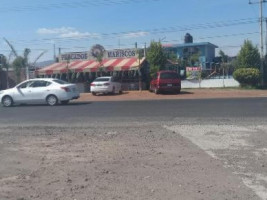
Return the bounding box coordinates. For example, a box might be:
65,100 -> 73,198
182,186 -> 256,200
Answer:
61,52 -> 88,61
107,50 -> 136,58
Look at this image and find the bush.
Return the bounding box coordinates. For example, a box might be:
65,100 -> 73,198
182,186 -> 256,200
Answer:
233,68 -> 260,87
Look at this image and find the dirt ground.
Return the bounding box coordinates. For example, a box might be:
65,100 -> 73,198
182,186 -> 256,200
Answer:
76,89 -> 267,102
0,124 -> 260,200
1,89 -> 266,200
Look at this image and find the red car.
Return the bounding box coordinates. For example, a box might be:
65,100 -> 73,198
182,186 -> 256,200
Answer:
150,70 -> 181,94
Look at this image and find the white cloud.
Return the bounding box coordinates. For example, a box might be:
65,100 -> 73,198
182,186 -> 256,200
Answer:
37,28 -> 148,40
37,27 -> 101,39
121,31 -> 149,38
37,27 -> 76,35
60,31 -> 101,39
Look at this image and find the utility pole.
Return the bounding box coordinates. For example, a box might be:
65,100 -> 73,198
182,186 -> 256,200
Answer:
266,18 -> 267,56
249,0 -> 267,85
58,47 -> 61,62
53,44 -> 56,62
144,43 -> 147,57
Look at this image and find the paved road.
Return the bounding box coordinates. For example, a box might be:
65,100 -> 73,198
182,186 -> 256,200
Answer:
1,98 -> 267,199
0,98 -> 267,125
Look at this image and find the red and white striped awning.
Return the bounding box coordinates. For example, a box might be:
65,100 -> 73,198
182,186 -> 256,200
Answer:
37,57 -> 146,75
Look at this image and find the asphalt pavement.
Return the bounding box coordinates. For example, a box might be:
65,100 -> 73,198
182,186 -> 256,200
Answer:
0,98 -> 267,125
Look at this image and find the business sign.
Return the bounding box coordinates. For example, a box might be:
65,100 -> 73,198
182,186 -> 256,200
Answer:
61,52 -> 88,61
91,44 -> 105,58
59,47 -> 137,61
107,49 -> 136,58
186,67 -> 201,71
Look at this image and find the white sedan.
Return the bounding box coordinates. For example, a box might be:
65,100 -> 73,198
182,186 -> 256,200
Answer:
90,76 -> 122,95
0,78 -> 80,107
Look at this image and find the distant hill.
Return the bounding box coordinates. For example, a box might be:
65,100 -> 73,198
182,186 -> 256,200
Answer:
35,60 -> 55,68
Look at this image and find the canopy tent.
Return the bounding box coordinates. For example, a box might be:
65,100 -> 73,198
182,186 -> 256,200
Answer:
37,57 -> 146,76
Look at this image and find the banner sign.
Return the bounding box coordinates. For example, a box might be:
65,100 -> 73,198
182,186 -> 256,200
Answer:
186,67 -> 201,71
107,49 -> 136,58
61,52 -> 88,61
59,47 -> 137,61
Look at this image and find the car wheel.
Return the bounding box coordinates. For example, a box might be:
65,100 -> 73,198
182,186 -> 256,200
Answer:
154,88 -> 159,94
92,92 -> 96,96
119,90 -> 122,94
46,95 -> 58,106
2,96 -> 13,107
61,100 -> 69,105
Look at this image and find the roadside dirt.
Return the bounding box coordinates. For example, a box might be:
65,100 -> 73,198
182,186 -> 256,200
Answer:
76,89 -> 267,102
0,125 -> 259,200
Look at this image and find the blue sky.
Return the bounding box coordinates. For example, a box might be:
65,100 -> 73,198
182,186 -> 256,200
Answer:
0,0 -> 266,62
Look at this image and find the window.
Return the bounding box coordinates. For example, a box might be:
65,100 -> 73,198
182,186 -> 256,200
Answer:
94,78 -> 110,82
30,81 -> 51,88
18,81 -> 34,89
111,77 -> 120,82
53,79 -> 69,85
160,73 -> 179,79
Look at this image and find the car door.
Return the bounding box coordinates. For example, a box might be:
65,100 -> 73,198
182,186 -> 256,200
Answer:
12,80 -> 34,103
28,80 -> 52,102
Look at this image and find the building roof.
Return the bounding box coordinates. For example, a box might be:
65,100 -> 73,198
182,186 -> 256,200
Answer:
163,42 -> 218,49
37,57 -> 146,75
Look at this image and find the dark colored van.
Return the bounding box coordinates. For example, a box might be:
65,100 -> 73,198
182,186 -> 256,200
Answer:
149,70 -> 181,94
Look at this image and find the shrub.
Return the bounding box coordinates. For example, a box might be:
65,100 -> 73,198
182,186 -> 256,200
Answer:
233,68 -> 260,87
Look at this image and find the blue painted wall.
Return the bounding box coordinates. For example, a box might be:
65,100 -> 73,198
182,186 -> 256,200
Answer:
164,42 -> 218,69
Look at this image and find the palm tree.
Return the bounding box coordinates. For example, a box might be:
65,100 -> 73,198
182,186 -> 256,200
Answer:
4,38 -> 31,83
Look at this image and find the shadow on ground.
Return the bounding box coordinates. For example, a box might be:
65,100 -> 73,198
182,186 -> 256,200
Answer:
8,102 -> 92,107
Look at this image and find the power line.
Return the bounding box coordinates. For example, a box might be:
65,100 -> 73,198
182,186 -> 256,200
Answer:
4,18 -> 259,47
0,0 -> 162,13
1,31 -> 259,53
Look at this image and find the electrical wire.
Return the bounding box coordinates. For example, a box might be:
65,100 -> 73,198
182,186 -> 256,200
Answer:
0,0 -> 162,13
4,17 -> 259,47
0,31 -> 259,53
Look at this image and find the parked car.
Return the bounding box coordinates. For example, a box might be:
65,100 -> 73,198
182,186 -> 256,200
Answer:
150,70 -> 181,94
90,76 -> 122,95
0,78 -> 80,107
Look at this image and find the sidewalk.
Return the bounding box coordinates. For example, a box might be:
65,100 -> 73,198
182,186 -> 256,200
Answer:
75,89 -> 267,102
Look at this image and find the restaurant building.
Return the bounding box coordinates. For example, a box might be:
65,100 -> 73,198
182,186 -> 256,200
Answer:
37,45 -> 148,91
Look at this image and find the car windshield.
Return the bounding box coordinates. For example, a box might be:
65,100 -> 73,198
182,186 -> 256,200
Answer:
53,79 -> 69,85
160,73 -> 179,79
94,78 -> 110,82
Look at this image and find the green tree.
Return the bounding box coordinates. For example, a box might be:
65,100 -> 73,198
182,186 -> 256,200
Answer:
218,50 -> 230,78
0,55 -> 8,70
147,41 -> 167,77
12,48 -> 31,83
236,40 -> 260,69
219,50 -> 228,63
12,56 -> 24,83
188,53 -> 200,66
233,68 -> 260,87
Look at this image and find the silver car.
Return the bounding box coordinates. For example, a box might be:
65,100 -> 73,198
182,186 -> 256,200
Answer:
90,76 -> 122,95
0,78 -> 80,107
